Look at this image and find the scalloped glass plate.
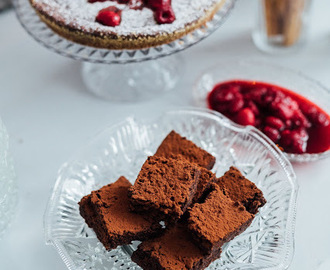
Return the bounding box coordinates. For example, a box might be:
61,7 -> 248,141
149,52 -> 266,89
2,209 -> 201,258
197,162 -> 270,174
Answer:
193,60 -> 330,162
14,0 -> 235,64
44,108 -> 298,270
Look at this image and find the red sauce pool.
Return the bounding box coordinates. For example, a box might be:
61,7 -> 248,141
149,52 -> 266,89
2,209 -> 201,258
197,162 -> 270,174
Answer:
207,80 -> 330,154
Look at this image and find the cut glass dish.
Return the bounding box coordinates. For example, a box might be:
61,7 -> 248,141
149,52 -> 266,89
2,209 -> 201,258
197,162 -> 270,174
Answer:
44,108 -> 298,270
193,60 -> 330,162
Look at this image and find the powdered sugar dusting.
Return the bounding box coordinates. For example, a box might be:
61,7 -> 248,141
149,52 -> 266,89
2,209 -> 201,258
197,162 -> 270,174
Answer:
33,0 -> 221,36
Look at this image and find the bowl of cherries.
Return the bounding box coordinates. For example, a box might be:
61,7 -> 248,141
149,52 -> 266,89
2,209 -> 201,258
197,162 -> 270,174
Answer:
194,60 -> 330,162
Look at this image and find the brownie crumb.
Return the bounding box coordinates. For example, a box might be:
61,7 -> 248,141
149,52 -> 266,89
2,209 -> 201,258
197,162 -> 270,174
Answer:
129,155 -> 201,224
215,166 -> 266,214
79,176 -> 163,250
187,184 -> 255,254
155,130 -> 216,170
132,224 -> 222,270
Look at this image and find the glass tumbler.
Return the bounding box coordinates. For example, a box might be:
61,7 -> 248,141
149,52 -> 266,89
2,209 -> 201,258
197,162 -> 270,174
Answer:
252,0 -> 311,54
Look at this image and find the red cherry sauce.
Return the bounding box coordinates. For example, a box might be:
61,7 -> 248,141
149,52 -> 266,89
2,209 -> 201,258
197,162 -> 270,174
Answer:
207,80 -> 330,154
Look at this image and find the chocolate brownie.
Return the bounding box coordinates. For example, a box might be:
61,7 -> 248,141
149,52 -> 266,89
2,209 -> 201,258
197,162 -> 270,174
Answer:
215,166 -> 266,214
129,156 -> 201,224
187,184 -> 254,255
131,224 -> 222,270
79,176 -> 162,250
155,130 -> 216,170
192,167 -> 216,204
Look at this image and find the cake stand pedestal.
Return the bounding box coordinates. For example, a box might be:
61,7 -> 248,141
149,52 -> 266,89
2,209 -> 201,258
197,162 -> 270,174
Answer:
82,55 -> 182,101
14,0 -> 235,102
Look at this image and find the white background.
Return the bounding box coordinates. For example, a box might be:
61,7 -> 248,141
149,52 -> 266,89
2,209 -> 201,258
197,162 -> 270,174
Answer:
0,0 -> 330,269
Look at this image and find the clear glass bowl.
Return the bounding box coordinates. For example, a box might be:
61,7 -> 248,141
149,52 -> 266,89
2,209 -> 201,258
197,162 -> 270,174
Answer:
0,118 -> 17,239
193,60 -> 330,162
44,108 -> 298,270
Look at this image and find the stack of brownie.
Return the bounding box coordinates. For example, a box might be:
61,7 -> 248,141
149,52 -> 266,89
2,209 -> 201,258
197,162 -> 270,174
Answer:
79,130 -> 266,270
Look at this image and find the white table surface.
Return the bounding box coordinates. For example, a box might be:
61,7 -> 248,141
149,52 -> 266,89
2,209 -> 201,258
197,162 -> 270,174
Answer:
0,0 -> 329,269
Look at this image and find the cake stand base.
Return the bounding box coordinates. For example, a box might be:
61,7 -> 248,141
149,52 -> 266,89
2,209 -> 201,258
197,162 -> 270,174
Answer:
81,55 -> 183,102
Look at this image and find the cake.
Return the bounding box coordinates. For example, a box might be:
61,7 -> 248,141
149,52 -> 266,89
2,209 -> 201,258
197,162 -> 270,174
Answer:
30,0 -> 227,49
155,130 -> 216,170
187,184 -> 254,254
215,166 -> 266,214
132,224 -> 222,270
78,176 -> 162,250
128,155 -> 201,223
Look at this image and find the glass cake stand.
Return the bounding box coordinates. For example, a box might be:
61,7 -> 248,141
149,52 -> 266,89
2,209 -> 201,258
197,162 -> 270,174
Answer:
14,0 -> 235,102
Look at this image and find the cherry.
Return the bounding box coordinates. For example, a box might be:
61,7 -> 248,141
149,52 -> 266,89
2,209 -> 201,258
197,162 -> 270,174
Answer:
212,85 -> 240,103
280,128 -> 308,153
300,104 -> 329,127
154,7 -> 175,24
270,96 -> 299,121
96,7 -> 121,27
268,88 -> 285,103
263,89 -> 277,104
145,0 -> 176,24
291,110 -> 311,129
229,96 -> 244,113
265,116 -> 285,131
214,90 -> 230,102
263,126 -> 280,143
243,87 -> 268,105
245,100 -> 260,117
147,0 -> 171,9
209,85 -> 243,114
235,108 -> 256,126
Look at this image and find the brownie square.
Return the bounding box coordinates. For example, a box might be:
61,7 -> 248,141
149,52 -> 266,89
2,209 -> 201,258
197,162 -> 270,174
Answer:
215,166 -> 266,214
131,224 -> 222,270
79,176 -> 163,250
187,184 -> 254,255
155,130 -> 216,170
129,155 -> 201,223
